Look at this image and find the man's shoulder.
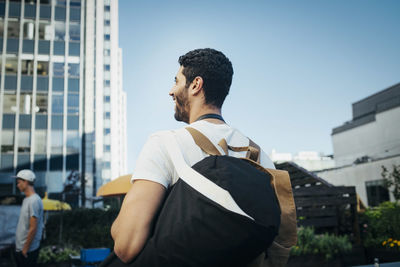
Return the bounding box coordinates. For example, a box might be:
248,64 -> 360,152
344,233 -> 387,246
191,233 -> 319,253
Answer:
27,194 -> 43,206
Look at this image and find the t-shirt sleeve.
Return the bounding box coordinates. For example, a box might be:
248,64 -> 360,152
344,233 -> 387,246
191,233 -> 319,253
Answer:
30,198 -> 41,219
132,133 -> 173,188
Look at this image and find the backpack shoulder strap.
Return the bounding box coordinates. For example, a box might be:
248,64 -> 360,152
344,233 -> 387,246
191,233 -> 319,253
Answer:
160,131 -> 253,220
186,127 -> 261,162
185,127 -> 222,156
247,139 -> 261,163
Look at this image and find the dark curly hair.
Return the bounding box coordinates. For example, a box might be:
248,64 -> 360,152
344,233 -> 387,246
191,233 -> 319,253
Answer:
178,48 -> 233,108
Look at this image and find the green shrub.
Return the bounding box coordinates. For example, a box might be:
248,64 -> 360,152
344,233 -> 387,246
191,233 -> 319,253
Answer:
359,201 -> 400,248
38,245 -> 79,264
291,227 -> 352,260
43,208 -> 119,248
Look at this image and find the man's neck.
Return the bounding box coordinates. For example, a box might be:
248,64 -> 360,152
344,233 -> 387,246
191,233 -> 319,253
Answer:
24,187 -> 35,197
189,106 -> 223,124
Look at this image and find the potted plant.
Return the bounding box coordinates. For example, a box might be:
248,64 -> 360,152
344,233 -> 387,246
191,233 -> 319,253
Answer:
360,201 -> 400,263
288,227 -> 352,267
38,245 -> 79,267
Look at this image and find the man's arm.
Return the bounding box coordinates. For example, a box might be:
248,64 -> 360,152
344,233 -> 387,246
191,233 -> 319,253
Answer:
22,216 -> 38,257
111,179 -> 166,263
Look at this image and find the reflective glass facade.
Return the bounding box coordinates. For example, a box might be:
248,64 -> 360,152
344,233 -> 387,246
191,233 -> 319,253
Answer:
0,0 -> 82,195
0,0 -> 126,205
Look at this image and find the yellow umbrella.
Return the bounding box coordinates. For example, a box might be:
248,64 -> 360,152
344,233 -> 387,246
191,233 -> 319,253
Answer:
97,174 -> 132,197
42,192 -> 71,211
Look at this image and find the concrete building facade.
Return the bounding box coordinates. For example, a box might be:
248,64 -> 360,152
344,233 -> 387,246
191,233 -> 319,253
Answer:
316,83 -> 400,206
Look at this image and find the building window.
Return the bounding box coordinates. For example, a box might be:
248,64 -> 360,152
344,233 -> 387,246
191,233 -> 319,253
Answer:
55,6 -> 66,21
17,155 -> 31,171
50,156 -> 63,171
24,3 -> 36,19
56,0 -> 67,7
51,130 -> 63,154
67,131 -> 79,154
104,145 -> 110,152
37,76 -> 49,92
104,49 -> 110,56
19,94 -> 33,114
67,115 -> 79,130
23,21 -> 35,40
70,0 -> 81,7
37,61 -> 49,76
104,5 -> 110,12
18,131 -> 31,153
104,128 -> 110,135
1,130 -> 14,153
35,114 -> 47,129
69,42 -> 80,56
69,23 -> 80,41
5,56 -> 18,74
52,94 -> 64,114
68,63 -> 79,77
104,112 -> 110,119
21,60 -> 34,75
104,64 -> 110,71
104,34 -> 110,41
34,130 -> 47,154
366,180 -> 390,207
39,4 -> 51,20
53,77 -> 64,92
1,154 -> 14,172
2,114 -> 16,129
38,40 -> 50,55
68,93 -> 79,114
19,114 -> 32,129
51,115 -> 63,130
54,41 -> 65,55
104,20 -> 110,26
104,80 -> 110,86
21,75 -> 33,91
68,78 -> 79,92
3,93 -> 17,114
36,93 -> 48,114
53,63 -> 65,77
70,7 -> 81,21
103,161 -> 111,168
54,22 -> 66,41
39,21 -> 52,40
34,155 -> 47,171
7,21 -> 20,39
104,96 -> 110,102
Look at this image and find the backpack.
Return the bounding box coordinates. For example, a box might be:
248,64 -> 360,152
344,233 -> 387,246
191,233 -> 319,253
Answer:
101,127 -> 297,267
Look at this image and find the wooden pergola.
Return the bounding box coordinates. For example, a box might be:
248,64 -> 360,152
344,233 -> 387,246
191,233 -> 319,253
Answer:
275,162 -> 361,242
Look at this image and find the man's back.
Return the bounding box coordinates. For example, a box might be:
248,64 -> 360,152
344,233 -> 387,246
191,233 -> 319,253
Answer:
15,193 -> 44,252
133,120 -> 275,187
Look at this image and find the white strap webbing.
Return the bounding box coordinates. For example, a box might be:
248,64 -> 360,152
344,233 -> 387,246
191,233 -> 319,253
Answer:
161,131 -> 254,220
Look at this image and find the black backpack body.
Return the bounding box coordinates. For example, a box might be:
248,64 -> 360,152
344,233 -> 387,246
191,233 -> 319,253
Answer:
101,130 -> 281,267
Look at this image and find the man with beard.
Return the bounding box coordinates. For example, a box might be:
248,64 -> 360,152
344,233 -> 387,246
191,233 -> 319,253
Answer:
110,48 -> 276,264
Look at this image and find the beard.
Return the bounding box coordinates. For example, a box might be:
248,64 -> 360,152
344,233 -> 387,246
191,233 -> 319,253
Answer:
174,87 -> 190,123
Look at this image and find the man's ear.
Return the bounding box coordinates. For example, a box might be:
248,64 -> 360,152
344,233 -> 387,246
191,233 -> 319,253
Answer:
190,76 -> 203,96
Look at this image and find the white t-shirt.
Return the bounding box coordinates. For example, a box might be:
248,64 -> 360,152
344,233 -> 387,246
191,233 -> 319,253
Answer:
132,120 -> 275,188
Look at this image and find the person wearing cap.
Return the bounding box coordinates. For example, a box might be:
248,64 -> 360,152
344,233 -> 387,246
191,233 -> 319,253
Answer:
13,169 -> 44,267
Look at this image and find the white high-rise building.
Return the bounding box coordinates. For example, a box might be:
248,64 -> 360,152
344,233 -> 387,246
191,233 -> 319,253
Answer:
0,0 -> 127,206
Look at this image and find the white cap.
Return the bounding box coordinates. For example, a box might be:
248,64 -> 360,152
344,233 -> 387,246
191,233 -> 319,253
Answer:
14,169 -> 36,183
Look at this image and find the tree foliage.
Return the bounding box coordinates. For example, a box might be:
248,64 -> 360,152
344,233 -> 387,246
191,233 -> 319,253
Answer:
381,164 -> 400,201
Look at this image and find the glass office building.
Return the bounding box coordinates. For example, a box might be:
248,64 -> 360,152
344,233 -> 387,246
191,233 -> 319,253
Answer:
0,0 -> 127,205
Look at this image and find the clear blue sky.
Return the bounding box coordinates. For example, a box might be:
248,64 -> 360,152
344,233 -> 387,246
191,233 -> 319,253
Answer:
118,0 -> 400,174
